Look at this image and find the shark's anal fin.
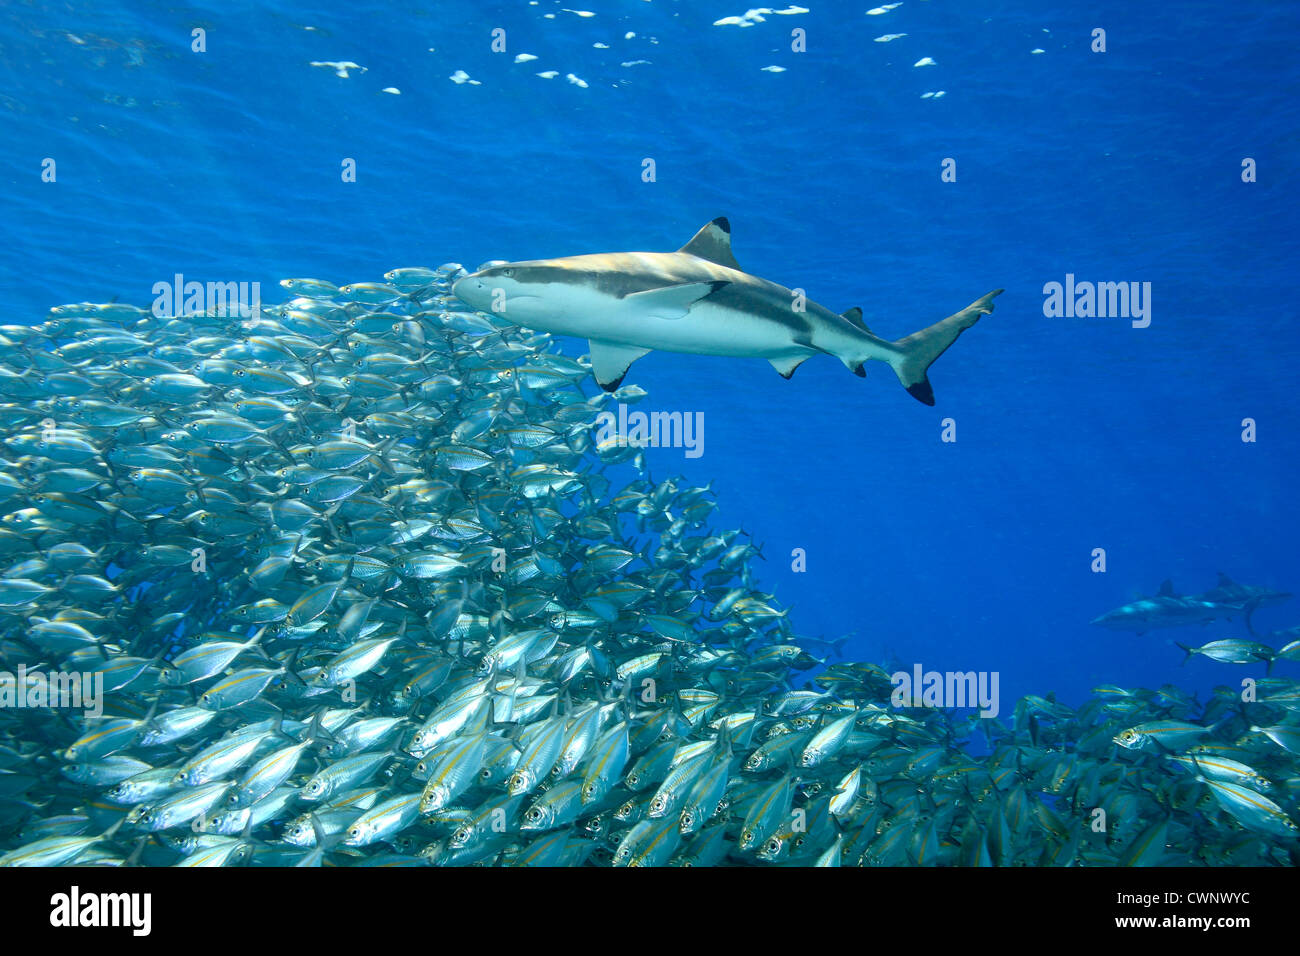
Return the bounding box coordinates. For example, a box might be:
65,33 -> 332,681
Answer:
624,281 -> 728,320
678,218 -> 741,271
589,340 -> 651,391
769,355 -> 811,380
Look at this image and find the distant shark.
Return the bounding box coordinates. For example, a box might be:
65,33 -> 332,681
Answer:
1091,576 -> 1292,636
1201,573 -> 1292,615
452,218 -> 1002,404
1090,580 -> 1232,635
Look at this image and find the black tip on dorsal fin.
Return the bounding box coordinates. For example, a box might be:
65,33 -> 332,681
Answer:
1158,579 -> 1176,597
1217,572 -> 1234,586
679,218 -> 740,271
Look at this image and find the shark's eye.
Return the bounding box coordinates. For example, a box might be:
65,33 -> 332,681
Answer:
502,269 -> 514,277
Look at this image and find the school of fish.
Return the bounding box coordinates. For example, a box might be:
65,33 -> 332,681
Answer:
0,266 -> 1297,867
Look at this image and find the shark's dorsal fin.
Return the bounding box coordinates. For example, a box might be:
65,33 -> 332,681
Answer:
589,340 -> 651,391
1217,572 -> 1235,587
1158,580 -> 1176,597
841,307 -> 873,335
679,218 -> 741,271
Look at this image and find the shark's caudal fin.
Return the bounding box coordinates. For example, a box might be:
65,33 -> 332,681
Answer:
888,290 -> 1002,405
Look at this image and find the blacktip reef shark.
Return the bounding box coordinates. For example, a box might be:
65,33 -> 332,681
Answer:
452,218 -> 1002,404
1091,575 -> 1291,635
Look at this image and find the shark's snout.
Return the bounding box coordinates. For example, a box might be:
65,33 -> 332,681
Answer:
452,275 -> 494,310
452,275 -> 484,300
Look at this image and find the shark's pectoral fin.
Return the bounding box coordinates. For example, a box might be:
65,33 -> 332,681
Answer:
624,281 -> 728,320
769,355 -> 812,380
589,340 -> 651,391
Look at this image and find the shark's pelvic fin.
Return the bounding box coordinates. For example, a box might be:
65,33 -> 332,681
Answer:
624,281 -> 728,320
678,218 -> 741,271
769,355 -> 812,379
589,340 -> 651,391
889,289 -> 1003,405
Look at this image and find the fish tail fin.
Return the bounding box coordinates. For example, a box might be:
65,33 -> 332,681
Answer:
1175,642 -> 1193,665
888,290 -> 1002,405
124,835 -> 150,866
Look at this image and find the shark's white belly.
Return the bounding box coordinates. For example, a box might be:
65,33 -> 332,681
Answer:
507,286 -> 809,359
613,303 -> 801,357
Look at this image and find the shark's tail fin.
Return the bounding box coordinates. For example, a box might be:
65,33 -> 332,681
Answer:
889,290 -> 1002,405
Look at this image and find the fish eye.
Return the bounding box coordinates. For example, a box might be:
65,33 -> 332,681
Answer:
766,839 -> 781,853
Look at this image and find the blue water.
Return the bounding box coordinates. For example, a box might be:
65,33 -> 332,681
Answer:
4,0 -> 1298,713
